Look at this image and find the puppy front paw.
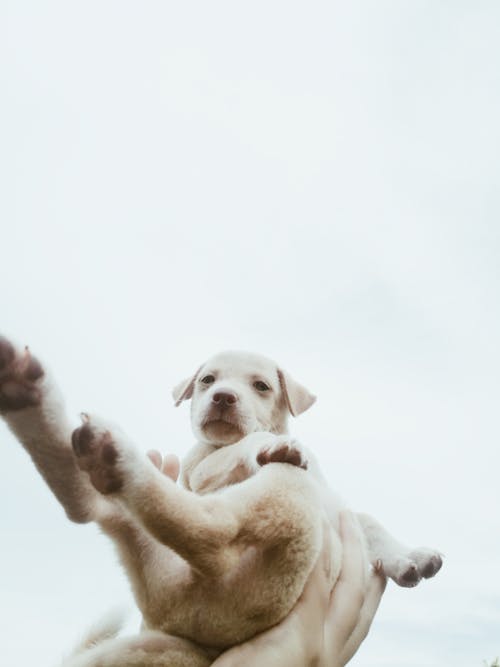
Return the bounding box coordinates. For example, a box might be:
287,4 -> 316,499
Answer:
256,436 -> 308,470
0,337 -> 44,412
72,416 -> 129,494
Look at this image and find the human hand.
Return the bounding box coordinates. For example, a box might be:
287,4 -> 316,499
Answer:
147,449 -> 180,480
212,510 -> 386,667
320,511 -> 386,666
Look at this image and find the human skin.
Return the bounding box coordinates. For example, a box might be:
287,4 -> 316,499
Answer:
151,452 -> 386,667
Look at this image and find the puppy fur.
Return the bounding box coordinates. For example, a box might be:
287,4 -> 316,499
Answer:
0,340 -> 442,667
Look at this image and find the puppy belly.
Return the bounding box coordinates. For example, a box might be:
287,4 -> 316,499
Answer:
141,543 -> 317,650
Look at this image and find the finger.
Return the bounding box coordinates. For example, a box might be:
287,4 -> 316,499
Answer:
270,517 -> 333,662
147,449 -> 162,470
162,453 -> 180,481
336,510 -> 367,588
297,517 -> 333,612
325,511 -> 368,649
338,571 -> 387,665
358,569 -> 386,632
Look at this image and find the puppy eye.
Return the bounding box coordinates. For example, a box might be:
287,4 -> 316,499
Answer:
201,375 -> 215,385
254,381 -> 270,392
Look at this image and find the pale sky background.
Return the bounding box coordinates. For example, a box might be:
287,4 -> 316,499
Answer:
1,1 -> 499,665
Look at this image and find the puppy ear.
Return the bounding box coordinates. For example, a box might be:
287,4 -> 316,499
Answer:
277,369 -> 316,417
172,366 -> 202,407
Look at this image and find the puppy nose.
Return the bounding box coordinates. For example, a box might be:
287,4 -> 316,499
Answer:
212,391 -> 238,406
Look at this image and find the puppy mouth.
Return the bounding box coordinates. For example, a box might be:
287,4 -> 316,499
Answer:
202,404 -> 242,425
200,411 -> 246,444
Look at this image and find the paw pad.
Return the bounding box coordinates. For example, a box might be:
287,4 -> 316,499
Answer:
72,419 -> 123,494
0,337 -> 44,412
409,549 -> 443,580
257,438 -> 308,470
387,548 -> 443,588
400,563 -> 421,587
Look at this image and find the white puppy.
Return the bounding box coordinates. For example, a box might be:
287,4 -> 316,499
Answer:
173,351 -> 441,587
0,340 -> 442,667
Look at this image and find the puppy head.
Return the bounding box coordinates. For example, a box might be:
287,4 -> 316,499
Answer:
172,351 -> 316,446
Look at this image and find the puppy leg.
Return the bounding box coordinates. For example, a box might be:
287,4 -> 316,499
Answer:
221,431 -> 310,471
97,507 -> 179,615
357,512 -> 442,587
72,416 -> 242,574
72,417 -> 325,582
185,432 -> 309,494
0,338 -> 180,617
0,337 -> 109,522
62,630 -> 214,667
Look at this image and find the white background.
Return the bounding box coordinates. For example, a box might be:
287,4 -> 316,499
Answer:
1,1 -> 499,665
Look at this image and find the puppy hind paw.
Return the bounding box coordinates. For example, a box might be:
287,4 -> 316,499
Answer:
399,561 -> 422,587
0,337 -> 44,412
72,417 -> 123,494
384,548 -> 443,588
408,548 -> 443,579
378,557 -> 420,588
